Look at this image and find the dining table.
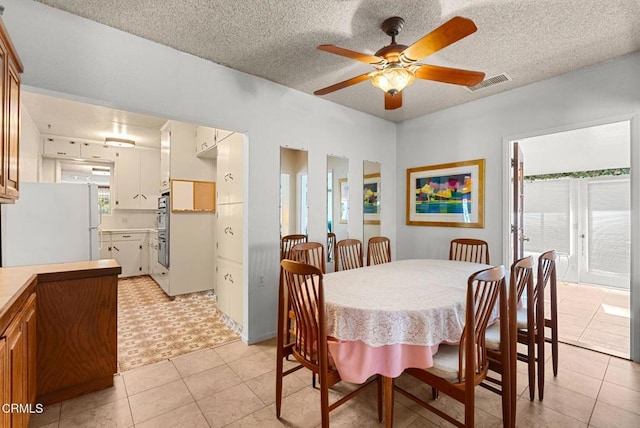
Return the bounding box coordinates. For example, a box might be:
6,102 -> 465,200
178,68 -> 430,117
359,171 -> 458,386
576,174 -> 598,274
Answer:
323,258 -> 497,427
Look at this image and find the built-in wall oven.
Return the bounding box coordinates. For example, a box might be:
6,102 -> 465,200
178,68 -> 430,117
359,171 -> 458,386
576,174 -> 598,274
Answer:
158,193 -> 170,268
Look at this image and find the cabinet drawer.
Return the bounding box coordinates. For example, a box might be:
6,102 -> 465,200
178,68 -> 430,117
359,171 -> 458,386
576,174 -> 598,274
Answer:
216,203 -> 243,263
111,232 -> 145,242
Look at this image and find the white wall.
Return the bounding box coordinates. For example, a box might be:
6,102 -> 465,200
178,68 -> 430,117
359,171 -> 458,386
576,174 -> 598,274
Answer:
4,0 -> 397,344
397,53 -> 640,264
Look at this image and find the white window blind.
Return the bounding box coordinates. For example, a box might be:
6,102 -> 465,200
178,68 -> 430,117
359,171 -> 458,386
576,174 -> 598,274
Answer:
587,179 -> 630,274
523,179 -> 570,254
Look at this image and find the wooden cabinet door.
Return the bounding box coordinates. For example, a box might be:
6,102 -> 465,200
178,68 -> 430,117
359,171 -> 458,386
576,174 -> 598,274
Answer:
6,64 -> 20,198
0,45 -> 5,197
24,295 -> 37,405
0,337 -> 10,428
5,312 -> 26,427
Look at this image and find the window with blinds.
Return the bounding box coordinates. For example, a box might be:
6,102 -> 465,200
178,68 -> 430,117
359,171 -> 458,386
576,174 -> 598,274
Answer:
523,178 -> 571,254
98,185 -> 111,215
587,178 -> 630,274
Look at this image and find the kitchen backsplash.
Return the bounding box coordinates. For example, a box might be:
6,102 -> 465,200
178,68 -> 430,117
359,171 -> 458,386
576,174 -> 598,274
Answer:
99,210 -> 158,230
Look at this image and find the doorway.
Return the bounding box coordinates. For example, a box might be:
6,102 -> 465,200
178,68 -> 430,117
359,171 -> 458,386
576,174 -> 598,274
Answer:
507,120 -> 632,358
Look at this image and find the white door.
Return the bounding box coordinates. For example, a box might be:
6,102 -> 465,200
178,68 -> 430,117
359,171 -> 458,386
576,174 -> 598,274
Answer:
578,177 -> 630,288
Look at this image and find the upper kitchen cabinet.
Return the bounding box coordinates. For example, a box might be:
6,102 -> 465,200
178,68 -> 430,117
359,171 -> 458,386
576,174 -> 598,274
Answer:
42,138 -> 116,161
160,123 -> 170,192
195,126 -> 236,159
217,132 -> 244,204
0,17 -> 23,203
114,148 -> 160,210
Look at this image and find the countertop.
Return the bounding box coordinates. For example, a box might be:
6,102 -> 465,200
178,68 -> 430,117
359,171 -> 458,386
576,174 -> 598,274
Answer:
0,259 -> 121,331
99,228 -> 158,233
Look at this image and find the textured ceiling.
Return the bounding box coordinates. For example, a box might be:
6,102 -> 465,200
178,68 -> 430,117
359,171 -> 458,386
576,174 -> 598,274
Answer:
35,0 -> 640,122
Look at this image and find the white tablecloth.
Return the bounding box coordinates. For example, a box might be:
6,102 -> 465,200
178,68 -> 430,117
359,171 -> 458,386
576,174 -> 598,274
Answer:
324,259 -> 491,347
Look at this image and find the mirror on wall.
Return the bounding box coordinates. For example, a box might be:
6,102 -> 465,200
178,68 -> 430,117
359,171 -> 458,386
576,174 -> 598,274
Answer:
363,161 -> 381,257
280,147 -> 308,237
327,155 -> 349,264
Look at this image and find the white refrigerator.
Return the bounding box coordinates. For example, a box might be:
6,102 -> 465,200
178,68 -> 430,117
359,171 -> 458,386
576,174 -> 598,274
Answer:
1,182 -> 100,267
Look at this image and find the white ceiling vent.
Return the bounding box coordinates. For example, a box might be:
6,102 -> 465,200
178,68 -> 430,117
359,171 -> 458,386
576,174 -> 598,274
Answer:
466,73 -> 511,92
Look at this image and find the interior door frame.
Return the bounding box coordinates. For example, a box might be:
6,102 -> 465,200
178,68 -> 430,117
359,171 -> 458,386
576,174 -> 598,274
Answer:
502,113 -> 639,362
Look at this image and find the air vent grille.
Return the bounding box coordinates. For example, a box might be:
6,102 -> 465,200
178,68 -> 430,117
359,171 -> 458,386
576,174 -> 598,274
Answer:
466,73 -> 511,92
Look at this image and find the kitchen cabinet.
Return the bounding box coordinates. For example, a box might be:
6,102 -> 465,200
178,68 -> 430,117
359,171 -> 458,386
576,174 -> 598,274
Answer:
115,148 -> 160,210
215,133 -> 244,329
216,258 -> 243,325
0,17 -> 23,204
80,142 -> 116,161
216,203 -> 243,262
195,126 -> 217,158
216,132 -> 243,204
1,292 -> 36,427
160,123 -> 170,192
101,232 -> 148,277
42,137 -> 81,157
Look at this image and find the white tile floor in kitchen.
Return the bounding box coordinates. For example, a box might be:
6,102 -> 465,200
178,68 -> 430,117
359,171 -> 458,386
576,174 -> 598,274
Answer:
28,337 -> 640,428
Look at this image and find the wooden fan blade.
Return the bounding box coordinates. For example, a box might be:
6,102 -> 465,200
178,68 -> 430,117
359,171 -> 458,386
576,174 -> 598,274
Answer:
401,17 -> 478,62
385,91 -> 402,110
314,73 -> 371,96
318,45 -> 385,65
414,64 -> 485,86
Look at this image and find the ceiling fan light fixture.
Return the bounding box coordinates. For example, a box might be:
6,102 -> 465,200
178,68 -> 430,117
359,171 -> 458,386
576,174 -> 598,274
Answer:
370,64 -> 415,95
104,137 -> 135,148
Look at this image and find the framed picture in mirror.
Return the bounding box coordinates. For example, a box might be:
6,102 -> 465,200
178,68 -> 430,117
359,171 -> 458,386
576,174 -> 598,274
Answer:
363,173 -> 380,225
339,178 -> 349,223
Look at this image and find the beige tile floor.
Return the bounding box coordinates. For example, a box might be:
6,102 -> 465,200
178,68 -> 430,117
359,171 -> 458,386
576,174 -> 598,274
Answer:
554,282 -> 630,358
29,338 -> 640,427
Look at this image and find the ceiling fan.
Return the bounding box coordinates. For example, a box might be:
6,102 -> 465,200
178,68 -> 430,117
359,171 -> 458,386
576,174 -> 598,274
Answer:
314,16 -> 485,110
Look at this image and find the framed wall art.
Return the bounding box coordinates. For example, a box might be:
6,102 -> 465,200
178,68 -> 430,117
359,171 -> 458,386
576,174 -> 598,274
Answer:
406,159 -> 485,228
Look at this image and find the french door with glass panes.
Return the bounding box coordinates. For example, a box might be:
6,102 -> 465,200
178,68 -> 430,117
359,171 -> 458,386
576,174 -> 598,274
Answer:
578,176 -> 630,288
524,176 -> 630,289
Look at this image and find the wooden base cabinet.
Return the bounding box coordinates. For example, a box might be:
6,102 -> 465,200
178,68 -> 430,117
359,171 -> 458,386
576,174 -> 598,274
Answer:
1,292 -> 37,427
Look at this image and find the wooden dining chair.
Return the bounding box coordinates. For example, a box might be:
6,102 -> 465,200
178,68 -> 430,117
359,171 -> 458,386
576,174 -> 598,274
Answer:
366,236 -> 391,266
395,265 -> 506,427
281,234 -> 308,260
516,250 -> 558,401
335,239 -> 363,271
449,238 -> 490,264
482,255 -> 533,427
279,234 -> 308,364
276,260 -> 382,428
291,242 -> 326,274
327,232 -> 336,265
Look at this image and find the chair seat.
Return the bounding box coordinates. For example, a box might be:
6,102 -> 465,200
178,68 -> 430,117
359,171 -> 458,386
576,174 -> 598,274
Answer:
425,344 -> 461,381
485,322 -> 501,351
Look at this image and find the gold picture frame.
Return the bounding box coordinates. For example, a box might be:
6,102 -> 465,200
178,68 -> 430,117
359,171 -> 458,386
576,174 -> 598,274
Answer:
406,159 -> 485,228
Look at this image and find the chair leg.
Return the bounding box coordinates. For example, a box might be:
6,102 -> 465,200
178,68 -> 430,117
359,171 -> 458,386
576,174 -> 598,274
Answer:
537,331 -> 545,401
377,376 -> 383,423
312,373 -> 316,388
526,332 -> 535,401
320,372 -> 330,428
432,387 -> 438,400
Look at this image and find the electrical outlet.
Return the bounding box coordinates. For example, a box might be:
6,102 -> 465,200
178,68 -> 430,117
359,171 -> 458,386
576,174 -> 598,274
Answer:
121,217 -> 128,224
258,276 -> 264,287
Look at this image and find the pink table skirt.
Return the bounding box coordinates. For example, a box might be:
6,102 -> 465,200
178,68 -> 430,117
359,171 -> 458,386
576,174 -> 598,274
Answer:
327,339 -> 439,384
